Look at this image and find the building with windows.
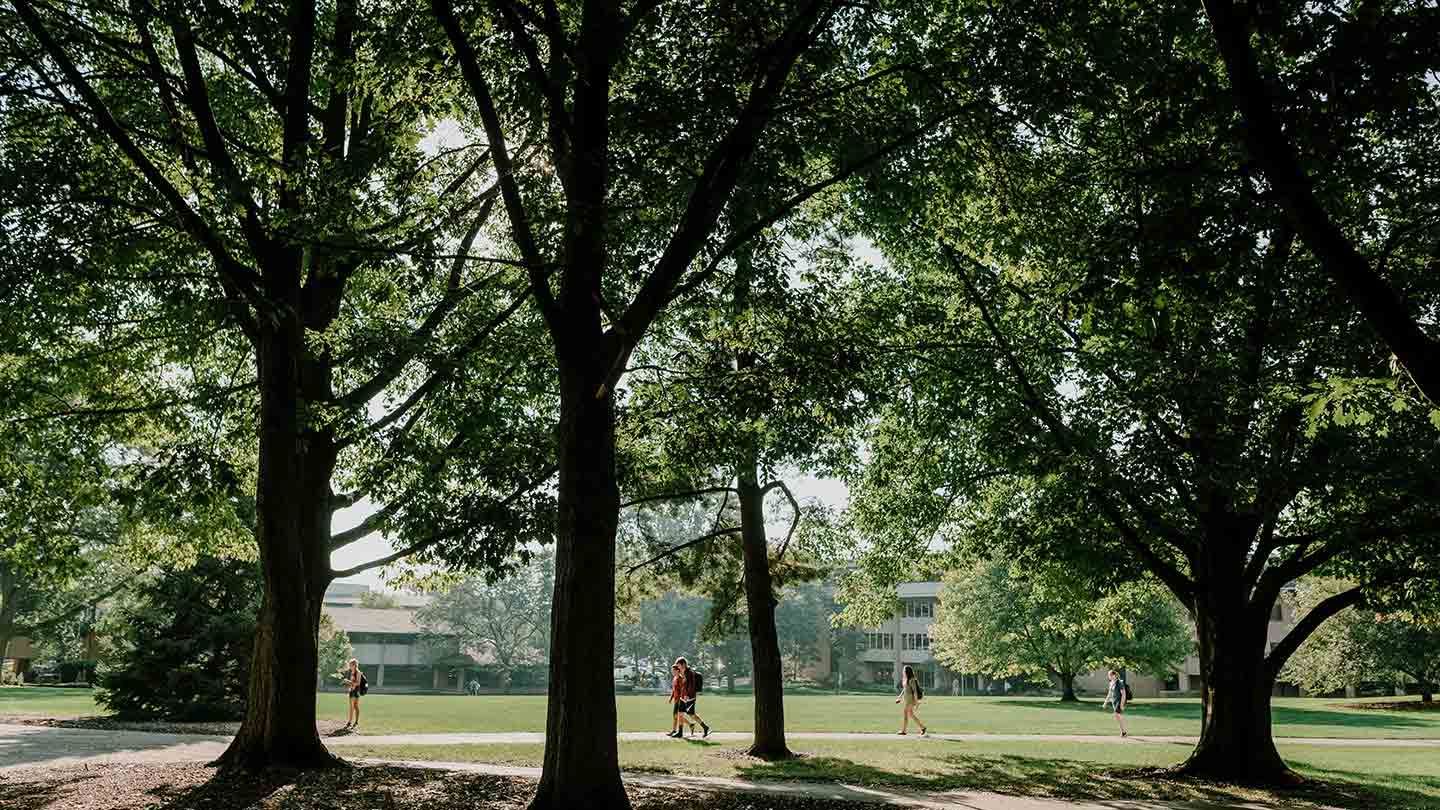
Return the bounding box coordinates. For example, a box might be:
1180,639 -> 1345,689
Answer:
854,580 -> 1307,697
856,582 -> 954,690
321,582 -> 482,693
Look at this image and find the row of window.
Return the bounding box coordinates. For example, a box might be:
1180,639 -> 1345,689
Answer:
902,633 -> 931,651
903,599 -> 934,618
865,632 -> 932,651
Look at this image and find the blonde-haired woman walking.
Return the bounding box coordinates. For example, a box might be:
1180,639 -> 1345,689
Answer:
894,665 -> 927,736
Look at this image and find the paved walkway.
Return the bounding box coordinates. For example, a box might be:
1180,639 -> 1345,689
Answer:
0,724 -> 1383,809
320,729 -> 1440,748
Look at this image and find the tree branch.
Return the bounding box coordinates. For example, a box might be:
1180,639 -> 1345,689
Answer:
1201,0 -> 1440,405
1265,585 -> 1364,681
624,527 -> 742,575
432,0 -> 557,326
620,487 -> 738,509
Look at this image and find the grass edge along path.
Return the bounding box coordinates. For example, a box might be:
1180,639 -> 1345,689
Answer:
344,738 -> 1440,810
4,688 -> 1438,739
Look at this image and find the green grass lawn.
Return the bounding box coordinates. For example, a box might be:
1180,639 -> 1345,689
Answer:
345,738 -> 1440,810
4,686 -> 1438,740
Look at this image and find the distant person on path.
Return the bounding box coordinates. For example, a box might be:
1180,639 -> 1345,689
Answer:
1104,669 -> 1129,738
675,657 -> 711,738
666,663 -> 686,737
343,658 -> 365,730
895,664 -> 927,735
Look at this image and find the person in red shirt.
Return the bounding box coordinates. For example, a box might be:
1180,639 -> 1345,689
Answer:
665,664 -> 686,737
674,657 -> 711,738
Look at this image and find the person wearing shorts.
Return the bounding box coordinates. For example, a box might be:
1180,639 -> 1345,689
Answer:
666,664 -> 686,737
344,658 -> 363,730
674,657 -> 710,738
1104,669 -> 1128,738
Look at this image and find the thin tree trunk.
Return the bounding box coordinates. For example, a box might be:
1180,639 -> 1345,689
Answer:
1177,595 -> 1295,784
739,469 -> 790,760
1058,672 -> 1077,703
529,363 -> 628,810
216,310 -> 339,771
1422,687 -> 1433,703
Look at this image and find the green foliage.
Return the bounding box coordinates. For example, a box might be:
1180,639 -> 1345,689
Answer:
932,560 -> 1192,691
415,552 -> 554,690
1283,578 -> 1440,700
97,557 -> 261,721
318,612 -> 354,687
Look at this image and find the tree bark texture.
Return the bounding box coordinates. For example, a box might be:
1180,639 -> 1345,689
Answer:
1177,593 -> 1294,784
529,361 -> 628,810
739,468 -> 792,760
1057,672 -> 1078,703
216,295 -> 339,771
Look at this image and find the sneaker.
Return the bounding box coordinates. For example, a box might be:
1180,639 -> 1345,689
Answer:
920,727 -> 928,736
702,724 -> 711,738
667,731 -> 681,738
896,731 -> 907,735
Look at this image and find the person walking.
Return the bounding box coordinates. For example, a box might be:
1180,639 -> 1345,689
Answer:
666,663 -> 686,737
895,664 -> 927,735
674,657 -> 711,738
343,658 -> 364,730
1104,669 -> 1129,738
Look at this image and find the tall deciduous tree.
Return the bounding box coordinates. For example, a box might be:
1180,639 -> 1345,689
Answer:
932,560 -> 1191,702
427,1 -> 978,802
852,0 -> 1440,784
4,0 -> 556,768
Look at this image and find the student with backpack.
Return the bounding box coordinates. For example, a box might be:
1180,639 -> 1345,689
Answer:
343,658 -> 367,730
670,657 -> 711,738
1104,669 -> 1130,737
895,664 -> 927,736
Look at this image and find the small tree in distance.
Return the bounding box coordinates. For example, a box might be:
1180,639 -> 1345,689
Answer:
415,554 -> 554,693
931,560 -> 1192,702
318,613 -> 355,689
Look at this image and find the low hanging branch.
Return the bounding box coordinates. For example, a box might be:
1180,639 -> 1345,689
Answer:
761,479 -> 803,563
624,526 -> 742,576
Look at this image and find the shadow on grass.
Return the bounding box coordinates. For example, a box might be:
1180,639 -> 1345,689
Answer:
734,750 -> 1440,810
988,698 -> 1436,731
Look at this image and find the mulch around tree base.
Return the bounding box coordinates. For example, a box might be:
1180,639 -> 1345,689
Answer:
0,763 -> 898,810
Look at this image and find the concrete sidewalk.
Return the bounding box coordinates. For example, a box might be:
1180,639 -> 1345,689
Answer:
322,729 -> 1440,748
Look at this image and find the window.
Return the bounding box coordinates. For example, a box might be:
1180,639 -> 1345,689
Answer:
901,633 -> 932,651
904,599 -> 935,619
866,633 -> 894,651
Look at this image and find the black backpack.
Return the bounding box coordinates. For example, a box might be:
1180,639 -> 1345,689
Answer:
358,672 -> 369,696
689,670 -> 704,694
1119,679 -> 1132,702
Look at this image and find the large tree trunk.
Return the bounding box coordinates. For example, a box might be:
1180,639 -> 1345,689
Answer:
216,309 -> 339,771
530,362 -> 628,810
1177,595 -> 1294,784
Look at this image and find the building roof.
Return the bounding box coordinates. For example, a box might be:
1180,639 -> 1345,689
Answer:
325,606 -> 427,635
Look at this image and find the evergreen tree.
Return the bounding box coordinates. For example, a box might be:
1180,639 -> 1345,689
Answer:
98,557 -> 261,722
